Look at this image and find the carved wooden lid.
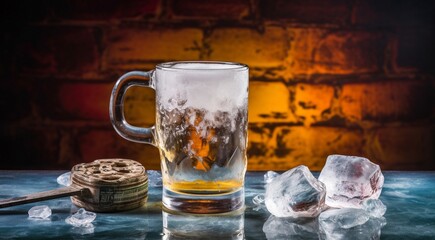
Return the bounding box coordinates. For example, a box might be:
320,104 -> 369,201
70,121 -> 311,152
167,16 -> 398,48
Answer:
71,159 -> 147,187
70,159 -> 148,212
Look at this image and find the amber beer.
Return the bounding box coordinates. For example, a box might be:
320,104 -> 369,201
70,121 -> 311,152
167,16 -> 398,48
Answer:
157,107 -> 247,194
110,61 -> 249,213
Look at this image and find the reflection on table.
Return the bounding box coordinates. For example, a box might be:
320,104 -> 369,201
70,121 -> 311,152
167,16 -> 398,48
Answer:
0,171 -> 434,239
163,209 -> 244,239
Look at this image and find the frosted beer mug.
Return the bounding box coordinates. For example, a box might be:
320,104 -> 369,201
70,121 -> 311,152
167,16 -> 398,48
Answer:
110,61 -> 249,214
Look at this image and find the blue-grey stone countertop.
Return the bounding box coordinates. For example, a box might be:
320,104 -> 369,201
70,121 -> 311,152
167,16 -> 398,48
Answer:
0,171 -> 434,239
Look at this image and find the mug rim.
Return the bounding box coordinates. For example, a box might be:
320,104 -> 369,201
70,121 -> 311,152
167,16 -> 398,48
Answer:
156,61 -> 248,71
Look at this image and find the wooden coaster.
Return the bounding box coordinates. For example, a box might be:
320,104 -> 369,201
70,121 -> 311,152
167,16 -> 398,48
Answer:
71,159 -> 148,212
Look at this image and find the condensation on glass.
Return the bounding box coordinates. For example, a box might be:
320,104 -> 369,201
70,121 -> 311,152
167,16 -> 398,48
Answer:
110,61 -> 249,214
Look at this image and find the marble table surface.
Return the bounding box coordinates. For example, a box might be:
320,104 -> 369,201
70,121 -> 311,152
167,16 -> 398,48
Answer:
0,171 -> 434,239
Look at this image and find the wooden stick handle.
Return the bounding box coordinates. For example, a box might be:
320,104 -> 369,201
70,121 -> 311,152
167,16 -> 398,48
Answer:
0,186 -> 89,208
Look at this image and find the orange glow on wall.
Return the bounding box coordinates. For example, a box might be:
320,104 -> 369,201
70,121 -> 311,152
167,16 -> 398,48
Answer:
1,0 -> 434,171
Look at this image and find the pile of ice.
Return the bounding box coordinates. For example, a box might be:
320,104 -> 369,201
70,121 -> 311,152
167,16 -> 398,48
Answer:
260,154 -> 387,239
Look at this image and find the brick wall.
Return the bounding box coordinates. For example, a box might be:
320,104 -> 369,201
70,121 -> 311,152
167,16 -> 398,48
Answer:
1,0 -> 434,170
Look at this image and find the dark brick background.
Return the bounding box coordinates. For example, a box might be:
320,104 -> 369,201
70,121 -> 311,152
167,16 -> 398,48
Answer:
0,0 -> 434,170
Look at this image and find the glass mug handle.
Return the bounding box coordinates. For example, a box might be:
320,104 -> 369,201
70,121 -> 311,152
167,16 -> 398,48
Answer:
109,71 -> 155,145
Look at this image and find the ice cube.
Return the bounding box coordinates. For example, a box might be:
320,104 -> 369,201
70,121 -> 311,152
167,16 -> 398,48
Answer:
318,155 -> 384,208
265,165 -> 326,218
362,199 -> 387,218
264,171 -> 280,184
65,208 -> 96,227
319,208 -> 386,240
263,215 -> 319,240
252,194 -> 266,211
252,194 -> 265,205
28,205 -> 52,219
57,172 -> 71,187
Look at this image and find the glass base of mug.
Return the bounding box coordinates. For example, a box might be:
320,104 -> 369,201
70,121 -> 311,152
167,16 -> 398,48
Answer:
162,187 -> 245,214
162,209 -> 245,240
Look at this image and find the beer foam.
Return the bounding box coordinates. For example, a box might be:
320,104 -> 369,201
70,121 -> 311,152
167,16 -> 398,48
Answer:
165,62 -> 245,70
155,65 -> 248,114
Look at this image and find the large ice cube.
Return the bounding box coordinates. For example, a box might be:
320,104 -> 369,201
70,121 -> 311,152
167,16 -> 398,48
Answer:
318,155 -> 384,208
319,208 -> 386,240
265,165 -> 326,218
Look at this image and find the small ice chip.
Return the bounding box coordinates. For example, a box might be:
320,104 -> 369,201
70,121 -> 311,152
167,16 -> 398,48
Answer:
65,208 -> 96,227
28,205 -> 52,219
362,199 -> 387,218
264,171 -> 280,184
318,155 -> 384,208
252,194 -> 266,212
57,172 -> 71,187
265,165 -> 326,218
252,194 -> 265,205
